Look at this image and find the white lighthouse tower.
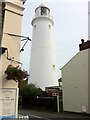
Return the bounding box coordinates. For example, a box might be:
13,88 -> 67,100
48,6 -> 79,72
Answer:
29,4 -> 58,90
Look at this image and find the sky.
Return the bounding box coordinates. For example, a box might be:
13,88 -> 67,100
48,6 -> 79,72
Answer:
20,0 -> 89,79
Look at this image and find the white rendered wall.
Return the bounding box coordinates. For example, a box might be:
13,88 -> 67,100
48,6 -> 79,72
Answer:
29,13 -> 58,90
88,49 -> 90,112
62,50 -> 89,113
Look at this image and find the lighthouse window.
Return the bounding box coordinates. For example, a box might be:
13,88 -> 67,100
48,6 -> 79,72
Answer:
34,25 -> 36,28
41,7 -> 47,15
53,65 -> 55,71
49,24 -> 51,29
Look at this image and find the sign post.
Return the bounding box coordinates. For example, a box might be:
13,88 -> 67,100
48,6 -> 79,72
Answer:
57,95 -> 60,112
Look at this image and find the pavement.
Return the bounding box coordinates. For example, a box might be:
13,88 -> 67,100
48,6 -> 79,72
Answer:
19,109 -> 90,120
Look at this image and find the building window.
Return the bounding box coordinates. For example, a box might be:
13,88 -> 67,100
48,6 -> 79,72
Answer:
56,93 -> 59,95
52,93 -> 56,96
59,82 -> 60,86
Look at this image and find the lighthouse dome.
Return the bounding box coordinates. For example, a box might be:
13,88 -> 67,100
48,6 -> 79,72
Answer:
32,4 -> 54,26
35,4 -> 50,17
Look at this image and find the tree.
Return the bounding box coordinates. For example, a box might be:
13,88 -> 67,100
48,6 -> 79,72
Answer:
19,83 -> 44,108
20,83 -> 42,98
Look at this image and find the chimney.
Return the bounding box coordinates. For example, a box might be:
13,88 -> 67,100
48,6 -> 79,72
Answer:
79,39 -> 90,51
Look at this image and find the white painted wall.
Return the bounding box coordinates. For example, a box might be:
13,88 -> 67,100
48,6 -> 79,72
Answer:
88,49 -> 90,112
29,5 -> 58,90
62,49 -> 89,113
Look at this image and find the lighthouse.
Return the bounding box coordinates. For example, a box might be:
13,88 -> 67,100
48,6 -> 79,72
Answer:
29,4 -> 58,90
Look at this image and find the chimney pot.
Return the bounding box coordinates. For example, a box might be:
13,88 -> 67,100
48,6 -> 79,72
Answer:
81,39 -> 84,44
